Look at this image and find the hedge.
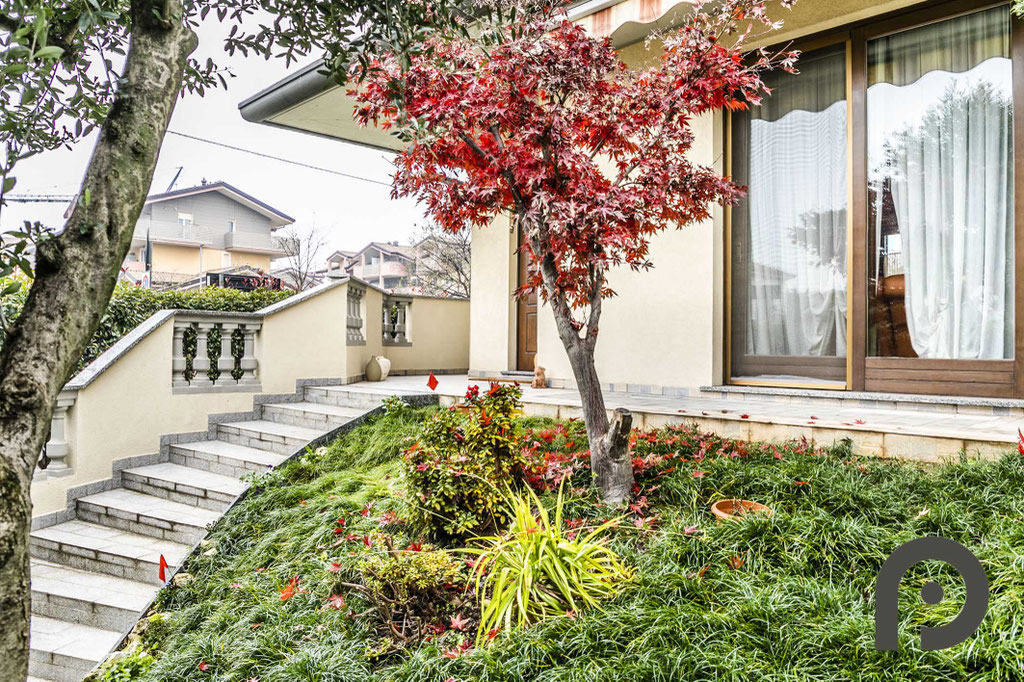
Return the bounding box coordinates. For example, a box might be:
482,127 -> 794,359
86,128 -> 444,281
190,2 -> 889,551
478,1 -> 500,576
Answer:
0,279 -> 292,374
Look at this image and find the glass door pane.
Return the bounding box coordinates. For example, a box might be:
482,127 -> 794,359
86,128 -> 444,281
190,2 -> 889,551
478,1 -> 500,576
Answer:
730,44 -> 849,385
867,5 -> 1014,360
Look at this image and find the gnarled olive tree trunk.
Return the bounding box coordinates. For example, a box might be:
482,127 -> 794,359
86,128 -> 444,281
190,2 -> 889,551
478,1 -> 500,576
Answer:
0,3 -> 195,678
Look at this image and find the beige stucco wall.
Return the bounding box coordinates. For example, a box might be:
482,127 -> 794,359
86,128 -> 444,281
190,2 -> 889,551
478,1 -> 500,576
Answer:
469,215 -> 518,374
150,243 -> 272,274
387,297 -> 471,373
468,0 -> 928,392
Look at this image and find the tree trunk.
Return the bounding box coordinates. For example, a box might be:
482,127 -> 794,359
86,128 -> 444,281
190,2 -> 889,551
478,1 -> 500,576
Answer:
0,3 -> 195,679
535,249 -> 634,505
564,342 -> 634,505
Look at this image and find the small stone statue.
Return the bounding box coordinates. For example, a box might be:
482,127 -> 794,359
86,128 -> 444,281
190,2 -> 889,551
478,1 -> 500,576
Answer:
532,365 -> 547,389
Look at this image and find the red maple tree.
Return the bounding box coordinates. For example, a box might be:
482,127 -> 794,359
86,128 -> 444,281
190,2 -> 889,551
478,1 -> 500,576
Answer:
355,0 -> 798,503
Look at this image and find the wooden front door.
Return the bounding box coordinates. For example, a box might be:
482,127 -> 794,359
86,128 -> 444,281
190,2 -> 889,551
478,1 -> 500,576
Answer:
516,245 -> 538,371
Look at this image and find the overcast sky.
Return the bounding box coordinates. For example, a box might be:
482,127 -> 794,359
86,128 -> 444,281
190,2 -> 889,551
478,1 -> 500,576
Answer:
0,17 -> 430,257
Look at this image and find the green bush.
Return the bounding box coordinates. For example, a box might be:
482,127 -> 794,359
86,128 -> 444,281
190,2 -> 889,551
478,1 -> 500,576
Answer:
357,543 -> 470,643
403,383 -> 527,540
0,277 -> 292,372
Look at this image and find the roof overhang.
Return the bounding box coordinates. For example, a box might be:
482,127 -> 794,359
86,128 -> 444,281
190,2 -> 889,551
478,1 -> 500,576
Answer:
238,0 -> 697,149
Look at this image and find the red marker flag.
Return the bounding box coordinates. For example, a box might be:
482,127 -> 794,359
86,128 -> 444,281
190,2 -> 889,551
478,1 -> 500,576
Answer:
1018,428 -> 1024,455
427,372 -> 439,391
159,554 -> 169,583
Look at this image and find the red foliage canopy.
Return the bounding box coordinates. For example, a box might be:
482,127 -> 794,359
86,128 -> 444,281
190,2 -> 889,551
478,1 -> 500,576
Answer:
355,0 -> 796,333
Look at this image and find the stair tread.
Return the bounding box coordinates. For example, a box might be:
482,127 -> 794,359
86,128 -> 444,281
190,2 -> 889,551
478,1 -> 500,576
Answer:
171,439 -> 287,466
31,559 -> 157,612
266,401 -> 366,418
79,488 -> 220,527
32,520 -> 190,565
221,419 -> 323,439
30,615 -> 122,662
123,462 -> 247,496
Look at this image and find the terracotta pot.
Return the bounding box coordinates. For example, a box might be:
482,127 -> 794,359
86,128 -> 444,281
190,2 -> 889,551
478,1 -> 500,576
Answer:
710,499 -> 772,522
365,355 -> 392,382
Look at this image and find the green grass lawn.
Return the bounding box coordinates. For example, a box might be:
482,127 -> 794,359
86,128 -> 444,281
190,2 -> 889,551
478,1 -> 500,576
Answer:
94,406 -> 1024,682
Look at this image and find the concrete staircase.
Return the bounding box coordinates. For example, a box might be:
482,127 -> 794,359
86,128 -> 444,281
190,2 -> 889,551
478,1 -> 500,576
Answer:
28,383 -> 400,682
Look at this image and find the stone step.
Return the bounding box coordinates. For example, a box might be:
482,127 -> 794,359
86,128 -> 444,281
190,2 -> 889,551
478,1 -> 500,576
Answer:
215,419 -> 322,455
303,385 -> 398,410
29,616 -> 122,682
31,560 -> 157,632
30,520 -> 189,585
261,401 -> 364,430
121,463 -> 246,512
169,439 -> 287,477
76,489 -> 219,544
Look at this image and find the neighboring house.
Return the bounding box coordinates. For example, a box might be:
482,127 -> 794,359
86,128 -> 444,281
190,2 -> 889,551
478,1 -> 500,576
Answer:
125,181 -> 294,287
325,241 -> 418,291
241,0 -> 1022,400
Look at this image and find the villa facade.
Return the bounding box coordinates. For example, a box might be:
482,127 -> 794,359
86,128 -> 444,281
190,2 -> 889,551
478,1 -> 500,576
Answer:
241,0 -> 1024,399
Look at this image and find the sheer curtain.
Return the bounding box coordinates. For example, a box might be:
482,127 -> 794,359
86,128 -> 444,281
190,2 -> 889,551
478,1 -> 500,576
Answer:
744,48 -> 848,357
869,6 -> 1014,359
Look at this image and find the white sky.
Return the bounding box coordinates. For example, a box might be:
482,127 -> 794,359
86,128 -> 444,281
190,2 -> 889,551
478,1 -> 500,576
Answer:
0,17 -> 429,257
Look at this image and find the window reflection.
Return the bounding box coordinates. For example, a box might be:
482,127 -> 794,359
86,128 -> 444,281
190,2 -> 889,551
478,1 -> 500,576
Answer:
867,6 -> 1014,360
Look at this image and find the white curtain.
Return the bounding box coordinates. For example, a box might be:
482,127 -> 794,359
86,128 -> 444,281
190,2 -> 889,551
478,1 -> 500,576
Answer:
745,49 -> 848,357
870,6 -> 1014,360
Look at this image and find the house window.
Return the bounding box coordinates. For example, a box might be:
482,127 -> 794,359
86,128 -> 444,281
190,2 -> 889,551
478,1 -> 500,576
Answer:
729,43 -> 849,384
222,252 -> 232,268
228,220 -> 236,233
867,5 -> 1013,360
178,212 -> 194,240
728,1 -> 1019,396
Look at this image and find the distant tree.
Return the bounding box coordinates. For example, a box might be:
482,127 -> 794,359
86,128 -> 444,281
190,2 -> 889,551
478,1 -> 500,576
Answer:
278,226 -> 327,291
413,224 -> 471,298
356,0 -> 798,504
0,1 -> 491,677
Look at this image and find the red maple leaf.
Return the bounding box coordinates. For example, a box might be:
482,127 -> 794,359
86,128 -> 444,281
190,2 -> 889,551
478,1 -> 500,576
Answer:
727,555 -> 745,570
449,613 -> 470,631
485,628 -> 501,642
327,562 -> 343,573
325,594 -> 346,610
692,471 -> 708,478
199,662 -> 210,672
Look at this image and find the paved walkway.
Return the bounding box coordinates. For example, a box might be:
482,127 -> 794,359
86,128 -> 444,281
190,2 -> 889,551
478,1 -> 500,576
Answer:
359,374 -> 1023,461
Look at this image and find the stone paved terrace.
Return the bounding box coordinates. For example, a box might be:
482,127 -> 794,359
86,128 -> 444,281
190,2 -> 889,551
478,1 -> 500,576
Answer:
360,374 -> 1024,462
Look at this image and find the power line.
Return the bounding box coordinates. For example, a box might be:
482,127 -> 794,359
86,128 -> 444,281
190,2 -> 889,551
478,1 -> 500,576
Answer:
6,194 -> 74,203
165,130 -> 393,188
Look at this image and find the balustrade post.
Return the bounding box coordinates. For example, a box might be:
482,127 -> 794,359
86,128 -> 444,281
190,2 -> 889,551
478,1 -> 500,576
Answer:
238,322 -> 261,387
192,322 -> 214,387
171,322 -> 189,390
347,284 -> 366,345
382,300 -> 394,343
394,300 -> 409,344
40,394 -> 75,477
217,322 -> 237,384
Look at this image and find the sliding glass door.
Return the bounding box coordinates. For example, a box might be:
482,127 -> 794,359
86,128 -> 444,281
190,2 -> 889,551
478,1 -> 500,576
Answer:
729,44 -> 850,386
729,1 -> 1023,397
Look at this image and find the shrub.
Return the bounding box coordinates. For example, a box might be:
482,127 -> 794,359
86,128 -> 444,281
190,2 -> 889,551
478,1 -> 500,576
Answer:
465,481 -> 633,645
356,541 -> 472,644
404,383 -> 526,540
0,277 -> 292,371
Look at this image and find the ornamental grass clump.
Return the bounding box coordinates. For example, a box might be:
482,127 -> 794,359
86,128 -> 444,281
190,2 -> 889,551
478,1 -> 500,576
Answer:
466,481 -> 633,645
404,383 -> 527,540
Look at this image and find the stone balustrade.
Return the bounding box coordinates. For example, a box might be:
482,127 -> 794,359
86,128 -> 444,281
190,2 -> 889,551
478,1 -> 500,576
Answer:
382,296 -> 412,346
172,312 -> 263,393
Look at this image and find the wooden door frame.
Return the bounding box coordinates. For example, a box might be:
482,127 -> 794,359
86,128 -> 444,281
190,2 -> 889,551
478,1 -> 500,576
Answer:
726,0 -> 1024,398
515,226 -> 538,371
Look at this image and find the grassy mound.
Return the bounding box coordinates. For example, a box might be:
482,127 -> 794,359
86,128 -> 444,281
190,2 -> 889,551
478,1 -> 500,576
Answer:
100,408 -> 1024,682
